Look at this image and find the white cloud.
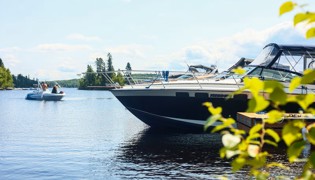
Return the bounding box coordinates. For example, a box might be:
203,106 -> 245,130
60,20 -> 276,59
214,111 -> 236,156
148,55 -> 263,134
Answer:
34,43 -> 92,52
2,54 -> 20,67
149,22 -> 313,72
108,44 -> 152,58
66,33 -> 101,42
0,47 -> 21,53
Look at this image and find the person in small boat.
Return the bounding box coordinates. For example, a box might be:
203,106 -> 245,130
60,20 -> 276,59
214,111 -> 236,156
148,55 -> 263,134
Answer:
52,85 -> 58,94
41,82 -> 48,91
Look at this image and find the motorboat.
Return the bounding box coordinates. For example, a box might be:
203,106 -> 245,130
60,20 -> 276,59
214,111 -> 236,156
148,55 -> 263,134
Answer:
110,43 -> 315,132
25,83 -> 65,101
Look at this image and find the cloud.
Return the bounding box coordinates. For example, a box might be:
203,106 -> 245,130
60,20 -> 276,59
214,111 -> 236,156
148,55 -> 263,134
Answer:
58,65 -> 76,73
108,44 -> 153,58
162,21 -> 314,71
66,33 -> 101,42
0,47 -> 21,53
2,54 -> 20,67
34,43 -> 92,52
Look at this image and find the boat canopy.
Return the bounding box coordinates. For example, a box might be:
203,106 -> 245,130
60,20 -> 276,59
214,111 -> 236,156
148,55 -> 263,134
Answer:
250,43 -> 315,74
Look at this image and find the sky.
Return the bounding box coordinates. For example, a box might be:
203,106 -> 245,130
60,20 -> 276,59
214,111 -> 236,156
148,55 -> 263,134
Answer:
0,0 -> 315,80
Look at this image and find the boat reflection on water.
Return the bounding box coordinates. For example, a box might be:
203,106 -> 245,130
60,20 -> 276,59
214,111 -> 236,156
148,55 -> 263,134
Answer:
115,128 -> 247,179
114,128 -> 308,179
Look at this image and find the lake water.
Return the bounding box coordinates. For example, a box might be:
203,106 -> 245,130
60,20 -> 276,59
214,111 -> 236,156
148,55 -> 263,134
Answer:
0,88 -> 306,179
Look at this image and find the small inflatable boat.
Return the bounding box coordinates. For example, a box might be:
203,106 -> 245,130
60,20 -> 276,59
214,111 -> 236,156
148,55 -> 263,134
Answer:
26,89 -> 65,101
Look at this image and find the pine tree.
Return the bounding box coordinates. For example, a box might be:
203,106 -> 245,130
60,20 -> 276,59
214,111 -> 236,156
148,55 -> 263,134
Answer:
0,58 -> 4,68
107,53 -> 115,79
125,62 -> 132,71
95,58 -> 106,85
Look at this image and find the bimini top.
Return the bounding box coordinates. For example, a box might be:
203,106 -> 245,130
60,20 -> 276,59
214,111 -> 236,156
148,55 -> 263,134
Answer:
250,43 -> 315,70
232,43 -> 315,82
271,43 -> 315,52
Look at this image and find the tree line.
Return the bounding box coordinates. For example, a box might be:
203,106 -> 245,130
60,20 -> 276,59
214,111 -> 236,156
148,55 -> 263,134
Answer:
0,58 -> 14,89
79,53 -> 132,89
0,54 -> 133,89
0,58 -> 43,89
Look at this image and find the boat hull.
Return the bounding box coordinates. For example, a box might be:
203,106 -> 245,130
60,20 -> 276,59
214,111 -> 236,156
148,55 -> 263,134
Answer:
111,89 -> 248,132
26,92 -> 65,101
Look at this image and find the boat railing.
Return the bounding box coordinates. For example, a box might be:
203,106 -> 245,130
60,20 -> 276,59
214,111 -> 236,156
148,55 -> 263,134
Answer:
81,69 -> 217,89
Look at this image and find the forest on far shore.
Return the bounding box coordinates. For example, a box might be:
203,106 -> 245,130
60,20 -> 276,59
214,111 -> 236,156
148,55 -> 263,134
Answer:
0,54 -> 132,89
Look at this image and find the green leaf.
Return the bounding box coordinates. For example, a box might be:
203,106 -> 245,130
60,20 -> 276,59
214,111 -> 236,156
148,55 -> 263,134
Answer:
264,110 -> 284,124
306,127 -> 315,145
230,128 -> 246,135
264,139 -> 278,147
244,77 -> 264,96
289,76 -> 301,92
301,69 -> 315,84
203,102 -> 223,115
306,27 -> 315,39
249,124 -> 263,135
265,129 -> 280,142
219,147 -> 226,158
296,94 -> 315,110
279,1 -> 296,16
300,170 -> 314,180
264,80 -> 284,93
231,157 -> 246,172
223,118 -> 236,126
248,140 -> 261,145
307,13 -> 315,24
309,152 -> 315,168
269,86 -> 287,105
247,95 -> 270,113
210,106 -> 222,115
282,120 -> 305,146
287,140 -> 306,162
203,102 -> 212,108
294,13 -> 308,26
211,123 -> 229,133
204,114 -> 222,131
266,162 -> 289,170
247,133 -> 261,141
232,67 -> 246,75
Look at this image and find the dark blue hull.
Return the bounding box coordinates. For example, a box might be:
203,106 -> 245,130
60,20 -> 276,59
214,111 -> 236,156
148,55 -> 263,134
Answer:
112,89 -> 248,132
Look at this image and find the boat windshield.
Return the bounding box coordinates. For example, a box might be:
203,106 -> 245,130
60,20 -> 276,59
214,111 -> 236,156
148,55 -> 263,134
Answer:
226,66 -> 256,79
250,45 -> 280,67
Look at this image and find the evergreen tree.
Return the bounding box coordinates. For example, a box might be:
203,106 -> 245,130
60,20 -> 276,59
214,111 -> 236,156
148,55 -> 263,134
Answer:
124,62 -> 133,84
0,59 -> 13,88
125,62 -> 132,71
79,65 -> 96,88
12,74 -> 37,88
113,70 -> 125,86
95,57 -> 106,85
107,53 -> 115,79
0,58 -> 4,68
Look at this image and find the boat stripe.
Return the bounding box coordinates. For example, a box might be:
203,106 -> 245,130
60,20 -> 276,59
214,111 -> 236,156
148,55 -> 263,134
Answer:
127,107 -> 221,126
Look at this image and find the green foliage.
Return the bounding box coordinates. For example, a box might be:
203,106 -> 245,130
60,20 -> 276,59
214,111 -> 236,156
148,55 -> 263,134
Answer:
47,79 -> 79,88
0,58 -> 4,68
95,57 -> 106,86
279,1 -> 296,16
12,74 -> 38,88
280,1 -> 315,38
0,60 -> 14,88
205,67 -> 315,179
125,62 -> 132,71
79,54 -> 126,88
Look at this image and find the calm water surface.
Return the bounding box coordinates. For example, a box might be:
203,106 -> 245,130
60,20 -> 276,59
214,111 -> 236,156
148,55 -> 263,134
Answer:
0,89 -> 306,179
